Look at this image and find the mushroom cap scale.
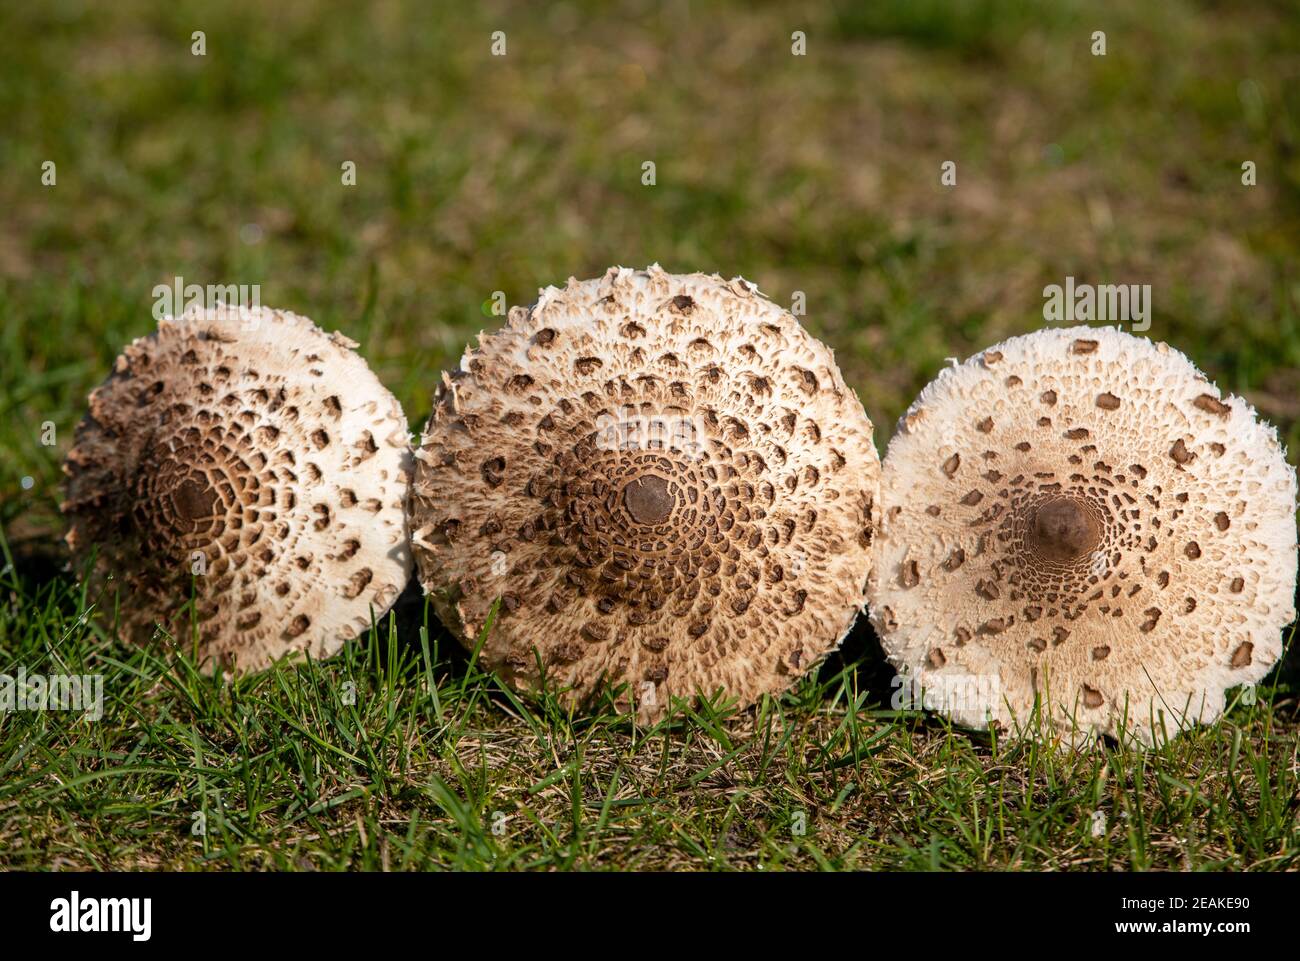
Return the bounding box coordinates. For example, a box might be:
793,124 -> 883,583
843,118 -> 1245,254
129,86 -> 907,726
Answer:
412,265 -> 879,719
62,304 -> 412,673
869,326 -> 1298,745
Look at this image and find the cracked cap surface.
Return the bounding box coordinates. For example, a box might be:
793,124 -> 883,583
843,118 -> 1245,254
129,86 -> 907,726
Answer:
869,326 -> 1298,745
412,265 -> 879,720
62,304 -> 412,673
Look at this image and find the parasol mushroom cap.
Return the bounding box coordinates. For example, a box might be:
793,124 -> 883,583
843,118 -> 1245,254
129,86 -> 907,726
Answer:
869,326 -> 1298,746
62,304 -> 412,673
411,265 -> 879,720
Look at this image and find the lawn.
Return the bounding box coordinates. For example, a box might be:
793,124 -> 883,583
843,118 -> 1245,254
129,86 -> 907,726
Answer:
1,0 -> 1298,870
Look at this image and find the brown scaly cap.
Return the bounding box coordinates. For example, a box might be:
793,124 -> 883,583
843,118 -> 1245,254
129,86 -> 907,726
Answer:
869,326 -> 1298,746
62,304 -> 412,673
412,265 -> 879,720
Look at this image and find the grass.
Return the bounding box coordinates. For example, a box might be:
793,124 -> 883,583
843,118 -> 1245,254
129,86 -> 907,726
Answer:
2,558 -> 1296,870
1,0 -> 1299,870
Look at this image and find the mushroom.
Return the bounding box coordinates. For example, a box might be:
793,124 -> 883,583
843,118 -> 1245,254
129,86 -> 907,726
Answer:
62,304 -> 412,673
869,326 -> 1298,745
411,265 -> 879,719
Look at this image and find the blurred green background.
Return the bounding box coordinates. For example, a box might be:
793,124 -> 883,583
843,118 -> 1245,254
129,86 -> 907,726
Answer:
2,0 -> 1299,540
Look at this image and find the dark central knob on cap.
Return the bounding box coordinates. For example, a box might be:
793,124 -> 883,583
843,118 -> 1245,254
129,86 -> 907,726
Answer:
1030,497 -> 1099,564
623,474 -> 673,526
173,477 -> 218,522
